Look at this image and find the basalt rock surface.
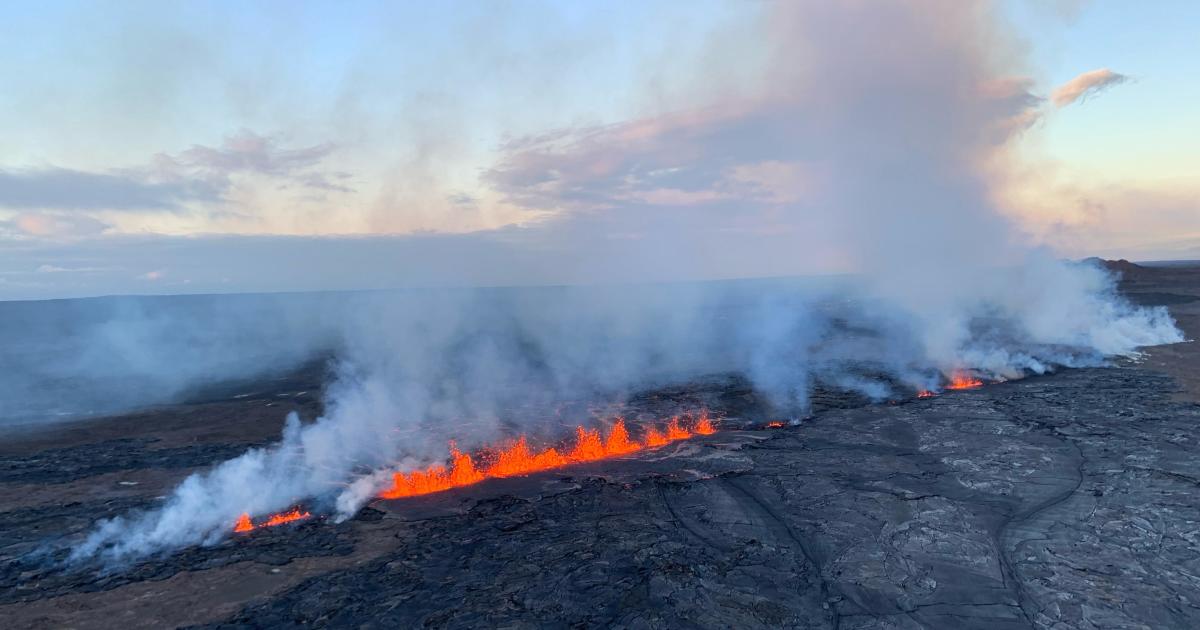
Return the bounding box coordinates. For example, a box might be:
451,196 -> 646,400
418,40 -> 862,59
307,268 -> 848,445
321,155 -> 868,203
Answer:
1,264 -> 1199,629
188,366 -> 1200,629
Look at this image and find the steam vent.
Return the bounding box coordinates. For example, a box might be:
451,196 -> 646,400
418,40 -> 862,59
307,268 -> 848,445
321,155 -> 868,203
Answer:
3,2 -> 1199,628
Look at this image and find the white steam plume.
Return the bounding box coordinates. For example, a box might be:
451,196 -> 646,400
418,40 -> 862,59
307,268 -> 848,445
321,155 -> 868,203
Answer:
68,1 -> 1182,564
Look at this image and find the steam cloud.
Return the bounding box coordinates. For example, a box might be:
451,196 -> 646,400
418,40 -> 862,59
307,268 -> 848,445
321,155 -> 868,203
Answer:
1051,68 -> 1129,107
56,1 -> 1182,563
0,292 -> 343,425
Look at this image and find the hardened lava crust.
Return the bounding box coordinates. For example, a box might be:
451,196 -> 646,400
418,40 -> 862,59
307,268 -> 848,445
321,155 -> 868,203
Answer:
2,262 -> 1199,629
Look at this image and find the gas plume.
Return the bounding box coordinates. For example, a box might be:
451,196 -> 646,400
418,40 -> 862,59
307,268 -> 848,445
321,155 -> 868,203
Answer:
61,1 -> 1182,563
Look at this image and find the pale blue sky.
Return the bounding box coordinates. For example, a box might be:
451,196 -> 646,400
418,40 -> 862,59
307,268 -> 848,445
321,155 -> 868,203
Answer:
0,2 -> 749,169
0,1 -> 1196,299
1003,0 -> 1200,183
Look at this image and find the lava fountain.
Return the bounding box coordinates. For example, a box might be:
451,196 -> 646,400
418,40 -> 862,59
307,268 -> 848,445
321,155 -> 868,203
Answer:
233,507 -> 311,533
380,413 -> 715,499
232,412 -> 717,533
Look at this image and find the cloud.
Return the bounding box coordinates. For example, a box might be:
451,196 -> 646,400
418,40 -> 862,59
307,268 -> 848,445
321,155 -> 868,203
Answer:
0,232 -> 547,300
481,0 -> 1041,287
0,168 -> 219,211
3,4 -> 1170,301
156,130 -> 348,192
35,263 -> 111,274
61,0 -> 1197,562
485,105 -> 764,212
1051,68 -> 1128,107
2,1 -> 1049,299
0,131 -> 344,218
1001,171 -> 1200,259
1,212 -> 112,238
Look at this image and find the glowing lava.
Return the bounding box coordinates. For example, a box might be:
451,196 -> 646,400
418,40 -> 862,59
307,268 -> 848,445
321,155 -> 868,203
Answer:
945,371 -> 984,390
233,507 -> 311,533
379,412 -> 716,500
765,421 -> 787,428
232,412 -> 717,533
917,390 -> 935,399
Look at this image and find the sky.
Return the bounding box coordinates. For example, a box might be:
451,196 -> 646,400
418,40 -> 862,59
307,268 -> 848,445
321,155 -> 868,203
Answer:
0,0 -> 1197,300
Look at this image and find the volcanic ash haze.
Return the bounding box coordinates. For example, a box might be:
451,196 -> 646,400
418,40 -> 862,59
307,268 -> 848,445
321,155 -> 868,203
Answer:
70,1 -> 1182,563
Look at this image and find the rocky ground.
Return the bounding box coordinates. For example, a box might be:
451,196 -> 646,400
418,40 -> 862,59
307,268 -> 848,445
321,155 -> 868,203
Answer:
1,263 -> 1198,629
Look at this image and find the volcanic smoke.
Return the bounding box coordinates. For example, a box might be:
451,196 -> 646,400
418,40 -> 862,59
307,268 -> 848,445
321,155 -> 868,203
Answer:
232,414 -> 717,533
65,0 -> 1185,566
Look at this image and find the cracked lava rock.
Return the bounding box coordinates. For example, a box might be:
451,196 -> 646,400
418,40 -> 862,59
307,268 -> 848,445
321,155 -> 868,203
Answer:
2,263 -> 1200,629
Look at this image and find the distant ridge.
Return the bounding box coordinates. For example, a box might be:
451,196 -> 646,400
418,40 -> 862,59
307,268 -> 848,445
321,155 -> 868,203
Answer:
1137,260 -> 1200,268
1083,257 -> 1155,282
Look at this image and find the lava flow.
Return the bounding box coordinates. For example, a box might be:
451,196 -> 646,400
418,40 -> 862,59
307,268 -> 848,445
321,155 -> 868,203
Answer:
945,371 -> 984,390
379,412 -> 716,500
231,413 -> 716,533
233,507 -> 311,533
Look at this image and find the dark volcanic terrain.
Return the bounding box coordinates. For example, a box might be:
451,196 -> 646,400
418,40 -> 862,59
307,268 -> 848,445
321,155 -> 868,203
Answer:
2,263 -> 1199,629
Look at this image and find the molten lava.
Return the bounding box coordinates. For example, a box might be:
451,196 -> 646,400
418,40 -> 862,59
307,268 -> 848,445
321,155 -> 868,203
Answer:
917,390 -> 935,399
945,371 -> 984,390
765,421 -> 787,428
379,412 -> 716,500
231,413 -> 716,533
233,507 -> 311,533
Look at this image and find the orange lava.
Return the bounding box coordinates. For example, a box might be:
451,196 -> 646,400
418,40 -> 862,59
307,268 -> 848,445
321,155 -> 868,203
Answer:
765,421 -> 787,428
917,390 -> 936,399
945,371 -> 984,390
262,508 -> 311,527
233,507 -> 311,533
379,412 -> 717,500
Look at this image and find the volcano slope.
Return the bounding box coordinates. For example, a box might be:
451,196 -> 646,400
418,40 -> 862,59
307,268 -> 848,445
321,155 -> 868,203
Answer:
1,263 -> 1199,629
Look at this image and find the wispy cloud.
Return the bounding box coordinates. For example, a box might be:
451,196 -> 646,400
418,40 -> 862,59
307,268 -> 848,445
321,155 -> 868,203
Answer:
485,105 -> 765,213
0,130 -> 348,238
155,130 -> 349,193
0,131 -> 343,215
35,263 -> 111,274
0,168 -> 219,211
1,212 -> 111,238
1051,68 -> 1128,107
